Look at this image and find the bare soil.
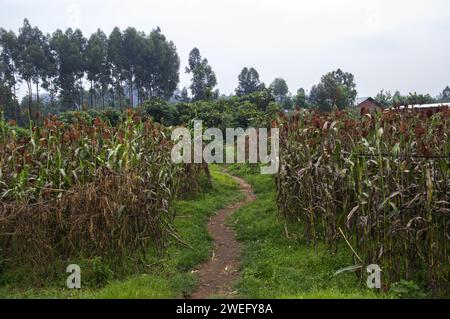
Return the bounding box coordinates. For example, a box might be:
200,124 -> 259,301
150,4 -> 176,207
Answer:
189,173 -> 256,299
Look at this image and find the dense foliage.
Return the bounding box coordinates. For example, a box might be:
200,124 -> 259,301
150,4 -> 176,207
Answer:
0,111 -> 207,278
277,107 -> 449,295
0,19 -> 180,122
140,90 -> 279,130
374,90 -> 447,108
308,69 -> 357,111
235,67 -> 265,97
185,48 -> 218,101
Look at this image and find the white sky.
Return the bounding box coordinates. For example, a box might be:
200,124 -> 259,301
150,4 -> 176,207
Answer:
1,0 -> 450,97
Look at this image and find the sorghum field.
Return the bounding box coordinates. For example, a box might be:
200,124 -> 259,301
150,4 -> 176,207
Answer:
0,111 -> 208,282
277,107 -> 449,296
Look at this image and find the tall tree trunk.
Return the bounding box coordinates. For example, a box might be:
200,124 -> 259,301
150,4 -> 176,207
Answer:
50,80 -> 56,110
11,73 -> 18,121
9,82 -> 18,122
129,75 -> 133,108
12,76 -> 17,101
136,88 -> 139,108
79,79 -> 84,110
90,80 -> 94,109
111,90 -> 115,109
27,81 -> 32,122
36,81 -> 40,124
119,80 -> 123,110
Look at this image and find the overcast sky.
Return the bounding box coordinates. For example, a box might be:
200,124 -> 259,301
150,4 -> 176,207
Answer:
1,0 -> 449,98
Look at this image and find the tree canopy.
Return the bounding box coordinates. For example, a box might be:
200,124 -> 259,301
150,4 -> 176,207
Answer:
185,47 -> 218,101
269,78 -> 289,104
439,86 -> 450,102
0,19 -> 180,120
235,67 -> 265,96
309,69 -> 357,111
294,88 -> 307,108
375,90 -> 437,107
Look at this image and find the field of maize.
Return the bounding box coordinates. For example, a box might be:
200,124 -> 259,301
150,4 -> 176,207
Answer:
0,111 -> 208,277
277,107 -> 449,295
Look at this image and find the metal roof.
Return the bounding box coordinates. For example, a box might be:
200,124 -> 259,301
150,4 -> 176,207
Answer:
394,103 -> 450,110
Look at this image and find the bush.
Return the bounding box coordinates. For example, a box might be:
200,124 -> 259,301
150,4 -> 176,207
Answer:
140,98 -> 176,125
391,280 -> 428,299
90,257 -> 114,287
87,108 -> 123,126
170,96 -> 279,130
237,89 -> 275,111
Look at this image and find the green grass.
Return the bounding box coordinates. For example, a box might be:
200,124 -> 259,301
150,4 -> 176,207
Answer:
0,163 -> 396,299
226,164 -> 391,299
0,165 -> 243,299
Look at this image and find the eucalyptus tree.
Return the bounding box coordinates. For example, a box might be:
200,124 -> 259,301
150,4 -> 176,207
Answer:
294,88 -> 307,108
131,28 -> 180,104
235,67 -> 264,96
72,29 -> 86,108
0,60 -> 14,119
185,47 -> 217,101
51,28 -> 86,110
122,27 -> 143,107
17,19 -> 50,118
85,29 -> 109,108
0,28 -> 20,119
108,27 -> 126,109
134,31 -> 152,104
2,21 -> 181,113
108,26 -> 180,108
40,33 -> 58,111
145,28 -> 179,100
179,87 -> 190,102
439,86 -> 450,102
269,78 -> 289,104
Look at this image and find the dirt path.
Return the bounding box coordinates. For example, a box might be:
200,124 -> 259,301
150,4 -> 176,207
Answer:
190,173 -> 256,299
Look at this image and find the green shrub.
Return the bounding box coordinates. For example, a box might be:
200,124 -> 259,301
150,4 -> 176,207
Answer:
391,280 -> 428,299
140,98 -> 176,125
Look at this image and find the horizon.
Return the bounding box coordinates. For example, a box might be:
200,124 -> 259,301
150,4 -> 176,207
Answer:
1,0 -> 450,99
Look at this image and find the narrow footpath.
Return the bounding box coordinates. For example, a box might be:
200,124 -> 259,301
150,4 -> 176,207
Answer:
190,173 -> 256,299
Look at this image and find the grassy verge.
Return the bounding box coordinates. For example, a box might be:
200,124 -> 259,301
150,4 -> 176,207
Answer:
0,165 -> 243,299
226,164 -> 391,299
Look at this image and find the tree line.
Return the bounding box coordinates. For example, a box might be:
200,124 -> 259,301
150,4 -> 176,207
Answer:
0,19 -> 180,122
234,68 -> 358,111
1,19 -> 449,126
374,87 -> 450,108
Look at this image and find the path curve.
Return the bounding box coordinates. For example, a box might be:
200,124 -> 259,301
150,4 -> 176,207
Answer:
190,172 -> 256,299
